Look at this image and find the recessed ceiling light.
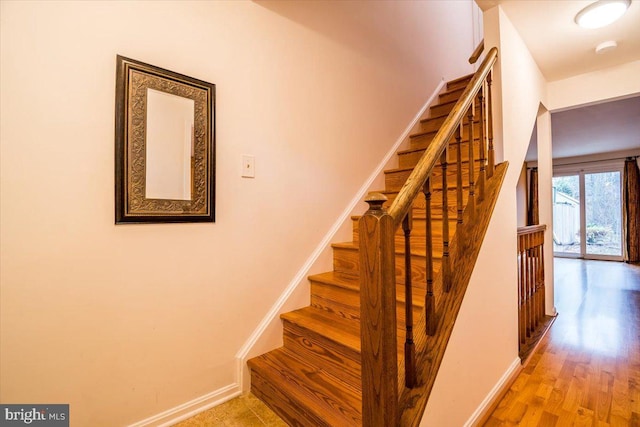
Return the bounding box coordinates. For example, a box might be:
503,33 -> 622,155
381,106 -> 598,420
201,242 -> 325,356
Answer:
595,40 -> 618,54
575,0 -> 630,29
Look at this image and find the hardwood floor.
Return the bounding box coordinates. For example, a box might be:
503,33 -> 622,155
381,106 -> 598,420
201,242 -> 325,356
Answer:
484,258 -> 640,426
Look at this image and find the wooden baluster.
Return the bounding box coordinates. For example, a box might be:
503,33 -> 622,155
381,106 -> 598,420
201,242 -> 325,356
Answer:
536,239 -> 544,325
527,236 -> 533,336
402,212 -> 416,388
531,241 -> 540,330
456,126 -> 464,225
523,236 -> 529,342
440,151 -> 451,292
487,70 -> 495,178
467,104 -> 476,216
519,236 -> 526,344
523,236 -> 529,338
539,237 -> 546,320
536,234 -> 544,323
477,83 -> 486,202
424,178 -> 436,336
358,193 -> 398,426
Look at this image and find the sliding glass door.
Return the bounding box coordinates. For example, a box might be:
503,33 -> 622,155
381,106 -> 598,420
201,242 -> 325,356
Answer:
584,171 -> 622,257
552,166 -> 623,260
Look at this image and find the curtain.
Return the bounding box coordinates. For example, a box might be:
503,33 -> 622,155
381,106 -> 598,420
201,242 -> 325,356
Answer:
527,167 -> 539,226
624,158 -> 640,263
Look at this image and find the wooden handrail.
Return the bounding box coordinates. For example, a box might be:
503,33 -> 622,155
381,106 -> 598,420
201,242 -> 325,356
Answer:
359,46 -> 499,426
469,39 -> 485,64
388,47 -> 498,226
517,224 -> 547,236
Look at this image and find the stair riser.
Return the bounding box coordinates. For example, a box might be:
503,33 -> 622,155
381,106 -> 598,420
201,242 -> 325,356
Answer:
310,281 -> 423,327
353,220 -> 458,246
410,124 -> 482,150
430,98 -> 482,118
352,216 -> 458,242
333,246 -> 439,284
249,352 -> 362,427
251,370 -> 329,427
447,76 -> 472,91
438,88 -> 464,104
400,139 -> 480,169
385,162 -> 480,193
382,189 -> 469,216
282,320 -> 362,390
421,115 -> 480,133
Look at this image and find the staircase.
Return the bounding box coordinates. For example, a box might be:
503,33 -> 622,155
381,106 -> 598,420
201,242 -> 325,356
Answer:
248,49 -> 502,426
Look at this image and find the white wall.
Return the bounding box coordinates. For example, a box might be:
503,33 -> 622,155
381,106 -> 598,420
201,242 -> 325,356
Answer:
516,164 -> 528,227
548,60 -> 640,111
421,5 -> 550,425
0,1 -> 475,425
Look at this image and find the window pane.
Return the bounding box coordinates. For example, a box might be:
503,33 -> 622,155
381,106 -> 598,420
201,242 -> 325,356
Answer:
552,175 -> 581,254
585,171 -> 622,256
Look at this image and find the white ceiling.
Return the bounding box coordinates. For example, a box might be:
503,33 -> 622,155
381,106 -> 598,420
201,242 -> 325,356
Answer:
526,95 -> 640,161
477,0 -> 640,81
477,0 -> 640,160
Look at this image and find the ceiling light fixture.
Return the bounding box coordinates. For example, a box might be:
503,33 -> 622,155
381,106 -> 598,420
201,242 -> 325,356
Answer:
575,0 -> 631,29
595,40 -> 618,53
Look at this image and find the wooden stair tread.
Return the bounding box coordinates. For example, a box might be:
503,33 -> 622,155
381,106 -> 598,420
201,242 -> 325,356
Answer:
384,158 -> 480,175
438,86 -> 464,97
420,114 -> 480,126
331,241 -> 443,259
309,270 -> 360,290
446,73 -> 474,88
248,348 -> 362,426
281,306 -> 361,352
309,271 -> 426,308
400,137 -> 480,155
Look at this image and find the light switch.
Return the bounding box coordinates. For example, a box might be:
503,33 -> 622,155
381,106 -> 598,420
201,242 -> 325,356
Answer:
242,155 -> 255,178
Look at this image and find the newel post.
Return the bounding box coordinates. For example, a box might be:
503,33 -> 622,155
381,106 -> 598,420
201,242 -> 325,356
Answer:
359,193 -> 399,427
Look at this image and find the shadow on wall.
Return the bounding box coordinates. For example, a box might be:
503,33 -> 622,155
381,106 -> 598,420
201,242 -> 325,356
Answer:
256,0 -> 475,80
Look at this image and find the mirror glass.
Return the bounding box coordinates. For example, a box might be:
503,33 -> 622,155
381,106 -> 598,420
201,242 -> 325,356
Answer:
145,88 -> 195,200
115,55 -> 215,224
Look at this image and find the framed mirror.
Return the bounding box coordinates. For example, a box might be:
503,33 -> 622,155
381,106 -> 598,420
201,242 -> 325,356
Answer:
115,55 -> 215,223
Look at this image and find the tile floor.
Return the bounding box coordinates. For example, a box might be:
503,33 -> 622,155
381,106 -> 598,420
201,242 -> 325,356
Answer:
174,393 -> 287,426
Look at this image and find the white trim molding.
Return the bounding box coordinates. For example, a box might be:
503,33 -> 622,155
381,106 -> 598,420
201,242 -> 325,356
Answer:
464,357 -> 521,427
128,383 -> 241,427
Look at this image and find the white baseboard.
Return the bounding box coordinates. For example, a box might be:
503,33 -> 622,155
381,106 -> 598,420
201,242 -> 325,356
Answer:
463,357 -> 521,427
128,383 -> 241,427
234,78 -> 447,387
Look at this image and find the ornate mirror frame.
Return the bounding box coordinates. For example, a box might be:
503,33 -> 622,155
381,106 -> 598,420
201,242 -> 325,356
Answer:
115,55 -> 215,223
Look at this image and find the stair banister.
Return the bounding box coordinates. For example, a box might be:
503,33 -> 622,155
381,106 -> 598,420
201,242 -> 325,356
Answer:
388,47 -> 497,226
469,39 -> 485,64
359,47 -> 498,426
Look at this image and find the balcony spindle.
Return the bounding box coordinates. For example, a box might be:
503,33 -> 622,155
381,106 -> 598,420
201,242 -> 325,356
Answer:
402,213 -> 416,388
517,225 -> 548,359
424,178 -> 436,336
518,240 -> 526,343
